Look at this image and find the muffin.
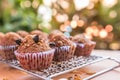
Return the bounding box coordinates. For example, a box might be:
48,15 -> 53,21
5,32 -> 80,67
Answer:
17,30 -> 29,38
72,34 -> 96,56
0,32 -> 5,57
14,35 -> 54,70
30,30 -> 48,40
48,30 -> 63,40
49,34 -> 76,62
1,32 -> 22,60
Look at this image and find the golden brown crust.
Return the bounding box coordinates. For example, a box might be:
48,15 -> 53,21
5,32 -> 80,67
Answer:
17,30 -> 29,38
17,35 -> 51,54
30,30 -> 48,39
3,32 -> 22,45
48,30 -> 63,40
0,32 -> 4,37
0,32 -> 5,45
49,34 -> 73,47
72,34 -> 91,44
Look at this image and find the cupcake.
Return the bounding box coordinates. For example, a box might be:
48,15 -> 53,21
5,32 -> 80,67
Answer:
49,34 -> 76,62
72,34 -> 96,56
0,32 -> 5,58
14,35 -> 54,70
30,30 -> 48,40
1,32 -> 22,60
17,30 -> 29,38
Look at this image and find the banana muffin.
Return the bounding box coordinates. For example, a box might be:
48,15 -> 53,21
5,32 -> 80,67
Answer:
14,35 -> 55,70
49,34 -> 76,62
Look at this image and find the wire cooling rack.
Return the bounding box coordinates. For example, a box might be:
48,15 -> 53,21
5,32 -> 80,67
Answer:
0,55 -> 107,80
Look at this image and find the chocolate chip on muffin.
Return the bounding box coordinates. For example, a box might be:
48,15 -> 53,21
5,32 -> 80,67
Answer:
1,32 -> 22,60
30,30 -> 48,40
16,35 -> 51,53
15,35 -> 54,70
49,34 -> 76,62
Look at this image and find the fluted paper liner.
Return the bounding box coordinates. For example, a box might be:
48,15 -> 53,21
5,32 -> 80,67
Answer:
74,41 -> 96,56
53,43 -> 76,62
14,49 -> 55,70
0,45 -> 17,60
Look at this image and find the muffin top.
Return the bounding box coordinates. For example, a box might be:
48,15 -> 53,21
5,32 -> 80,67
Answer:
72,34 -> 91,44
16,35 -> 51,54
0,32 -> 4,39
17,30 -> 29,38
4,32 -> 22,45
0,32 -> 5,45
30,30 -> 48,39
48,30 -> 63,40
49,34 -> 73,47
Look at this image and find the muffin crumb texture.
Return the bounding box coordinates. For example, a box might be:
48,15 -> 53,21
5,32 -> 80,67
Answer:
17,35 -> 51,53
4,32 -> 22,45
72,34 -> 92,44
17,30 -> 29,38
50,35 -> 73,47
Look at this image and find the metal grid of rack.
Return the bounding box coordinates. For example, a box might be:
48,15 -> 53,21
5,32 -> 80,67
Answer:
0,55 -> 108,80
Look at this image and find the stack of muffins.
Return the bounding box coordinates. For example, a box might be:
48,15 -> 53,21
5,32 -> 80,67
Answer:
0,30 -> 96,71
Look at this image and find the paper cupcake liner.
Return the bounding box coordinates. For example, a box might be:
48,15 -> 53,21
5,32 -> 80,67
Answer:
53,43 -> 76,62
0,45 -> 4,57
0,45 -> 17,60
14,49 -> 55,70
74,42 -> 96,56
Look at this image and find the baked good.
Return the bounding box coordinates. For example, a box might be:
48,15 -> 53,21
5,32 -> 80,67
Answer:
17,30 -> 29,38
49,34 -> 76,62
48,30 -> 63,40
0,32 -> 5,57
14,35 -> 54,70
72,34 -> 96,56
1,32 -> 22,60
30,30 -> 48,40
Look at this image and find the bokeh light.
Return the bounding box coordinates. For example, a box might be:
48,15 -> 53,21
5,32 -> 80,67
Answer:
72,15 -> 79,21
60,25 -> 66,31
109,42 -> 120,50
87,2 -> 94,9
77,20 -> 85,27
92,28 -> 99,37
70,20 -> 77,29
38,5 -> 52,22
24,0 -> 31,8
52,9 -> 57,16
32,0 -> 39,9
74,0 -> 89,10
109,10 -> 117,18
56,14 -> 68,23
60,0 -> 69,9
85,27 -> 93,35
43,0 -> 52,7
105,25 -> 113,32
102,0 -> 117,8
99,29 -> 108,38
1,0 -> 120,50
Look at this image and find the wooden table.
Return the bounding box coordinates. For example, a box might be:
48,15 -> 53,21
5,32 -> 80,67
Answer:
0,50 -> 120,80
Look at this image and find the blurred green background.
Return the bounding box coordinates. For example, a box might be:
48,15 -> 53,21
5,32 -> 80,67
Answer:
0,0 -> 120,50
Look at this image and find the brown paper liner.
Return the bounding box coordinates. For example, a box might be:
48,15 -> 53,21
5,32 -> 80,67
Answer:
0,45 -> 17,60
53,43 -> 76,62
0,45 -> 4,58
14,49 -> 55,70
74,42 -> 96,57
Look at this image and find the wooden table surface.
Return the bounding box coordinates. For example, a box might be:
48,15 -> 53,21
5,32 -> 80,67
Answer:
0,50 -> 120,80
